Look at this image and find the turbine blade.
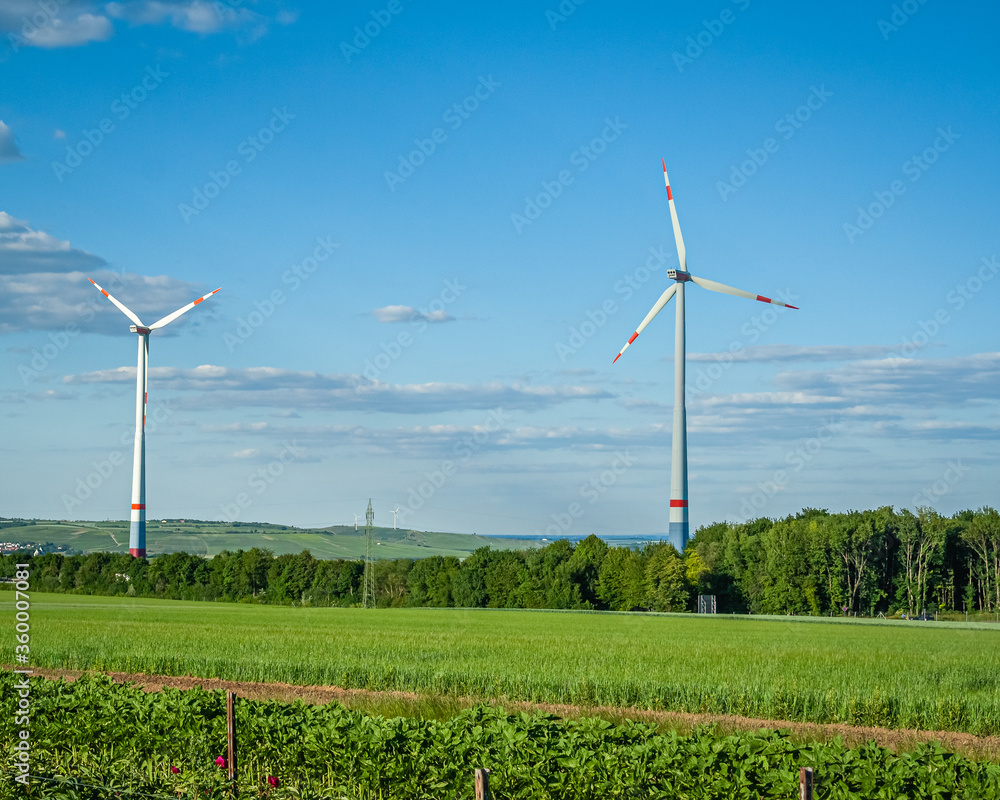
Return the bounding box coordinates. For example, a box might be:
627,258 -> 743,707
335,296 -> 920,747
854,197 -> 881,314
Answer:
89,278 -> 144,327
689,274 -> 799,309
149,287 -> 222,330
143,335 -> 149,430
662,160 -> 687,271
613,283 -> 678,363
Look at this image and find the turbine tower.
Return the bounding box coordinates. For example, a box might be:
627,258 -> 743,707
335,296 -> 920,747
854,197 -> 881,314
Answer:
391,507 -> 399,530
89,278 -> 221,558
613,161 -> 798,550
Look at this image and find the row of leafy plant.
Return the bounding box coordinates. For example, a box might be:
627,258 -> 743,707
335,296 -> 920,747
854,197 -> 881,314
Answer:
3,673 -> 1000,799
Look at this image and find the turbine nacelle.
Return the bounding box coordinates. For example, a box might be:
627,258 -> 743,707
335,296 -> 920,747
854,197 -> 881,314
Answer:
667,269 -> 691,282
129,325 -> 152,335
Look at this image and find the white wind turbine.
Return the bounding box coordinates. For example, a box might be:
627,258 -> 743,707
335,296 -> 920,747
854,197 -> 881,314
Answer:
391,507 -> 400,530
89,278 -> 221,558
613,161 -> 798,549
354,513 -> 360,531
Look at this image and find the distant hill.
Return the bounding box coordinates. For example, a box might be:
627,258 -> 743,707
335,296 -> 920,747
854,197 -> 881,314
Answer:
0,519 -> 539,560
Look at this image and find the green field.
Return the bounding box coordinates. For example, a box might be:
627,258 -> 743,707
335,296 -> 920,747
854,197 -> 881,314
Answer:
10,593 -> 1000,735
0,519 -> 537,559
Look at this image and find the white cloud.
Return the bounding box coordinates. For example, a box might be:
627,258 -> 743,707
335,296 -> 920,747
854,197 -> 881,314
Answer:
0,212 -> 105,274
106,0 -> 266,36
775,353 -> 1000,405
195,418 -> 668,459
0,270 -> 219,334
701,391 -> 844,407
0,2 -> 113,49
372,305 -> 455,324
0,122 -> 24,163
0,0 -> 292,48
26,12 -> 113,47
687,344 -> 903,363
63,365 -> 614,413
0,213 -> 216,334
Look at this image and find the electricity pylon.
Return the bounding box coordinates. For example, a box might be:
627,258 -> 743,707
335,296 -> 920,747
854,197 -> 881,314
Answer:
362,499 -> 375,608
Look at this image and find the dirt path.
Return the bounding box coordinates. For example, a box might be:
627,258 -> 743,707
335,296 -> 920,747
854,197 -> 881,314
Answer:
14,666 -> 1000,761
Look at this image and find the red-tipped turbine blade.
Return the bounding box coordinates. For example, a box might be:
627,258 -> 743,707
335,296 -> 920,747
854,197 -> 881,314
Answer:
662,160 -> 687,272
149,287 -> 221,330
612,283 -> 678,363
88,277 -> 145,327
689,274 -> 798,308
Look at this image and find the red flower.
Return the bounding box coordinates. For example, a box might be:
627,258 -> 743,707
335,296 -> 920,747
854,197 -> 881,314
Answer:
170,766 -> 180,774
215,756 -> 226,768
267,776 -> 279,788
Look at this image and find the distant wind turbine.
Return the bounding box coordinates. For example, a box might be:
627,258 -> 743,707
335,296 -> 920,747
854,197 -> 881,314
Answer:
89,278 -> 221,558
354,513 -> 360,531
613,161 -> 798,549
391,507 -> 400,530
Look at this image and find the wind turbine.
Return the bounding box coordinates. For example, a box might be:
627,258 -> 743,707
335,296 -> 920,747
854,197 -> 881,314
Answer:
613,161 -> 798,550
391,507 -> 400,530
89,278 -> 221,558
354,513 -> 360,531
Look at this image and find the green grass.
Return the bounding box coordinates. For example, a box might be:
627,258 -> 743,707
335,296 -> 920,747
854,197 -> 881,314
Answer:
8,593 -> 1000,735
1,519 -> 537,559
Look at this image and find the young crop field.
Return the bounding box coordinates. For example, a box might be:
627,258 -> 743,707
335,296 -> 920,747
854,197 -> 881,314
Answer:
9,593 -> 1000,736
5,672 -> 1000,800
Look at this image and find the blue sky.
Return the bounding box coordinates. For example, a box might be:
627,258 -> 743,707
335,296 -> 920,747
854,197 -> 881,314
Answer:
1,0 -> 998,539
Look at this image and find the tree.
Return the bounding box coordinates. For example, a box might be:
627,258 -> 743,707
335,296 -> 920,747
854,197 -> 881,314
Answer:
482,549 -> 528,608
722,518 -> 772,613
644,542 -> 689,612
596,546 -> 647,611
961,507 -> 1000,612
407,556 -> 459,607
452,547 -> 491,607
830,511 -> 887,615
373,558 -> 411,607
518,540 -> 578,609
687,522 -> 744,612
565,535 -> 608,607
896,509 -> 944,615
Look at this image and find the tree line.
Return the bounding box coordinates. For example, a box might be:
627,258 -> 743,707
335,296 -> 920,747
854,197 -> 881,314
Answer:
2,506 -> 998,616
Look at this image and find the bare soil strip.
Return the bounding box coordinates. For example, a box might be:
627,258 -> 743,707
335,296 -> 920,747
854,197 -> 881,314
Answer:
15,666 -> 1000,762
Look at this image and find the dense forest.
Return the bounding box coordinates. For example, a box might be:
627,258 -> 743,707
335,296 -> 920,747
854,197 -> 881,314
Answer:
3,507 -> 998,616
